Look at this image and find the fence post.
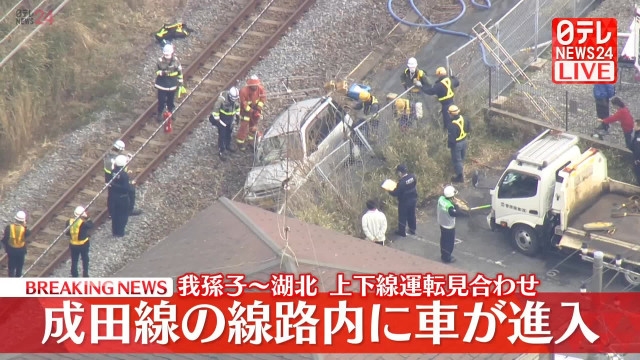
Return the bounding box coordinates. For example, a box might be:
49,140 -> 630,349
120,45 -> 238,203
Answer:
564,90 -> 569,131
573,0 -> 577,17
585,251 -> 605,360
488,66 -> 492,108
534,0 -> 540,60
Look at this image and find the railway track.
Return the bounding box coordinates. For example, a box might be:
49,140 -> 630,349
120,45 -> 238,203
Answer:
0,0 -> 316,278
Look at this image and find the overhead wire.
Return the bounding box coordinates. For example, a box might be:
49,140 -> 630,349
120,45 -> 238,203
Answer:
22,0 -> 279,276
0,0 -> 48,47
0,0 -> 25,24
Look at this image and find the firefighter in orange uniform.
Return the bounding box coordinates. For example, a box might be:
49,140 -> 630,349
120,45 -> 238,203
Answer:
236,75 -> 267,150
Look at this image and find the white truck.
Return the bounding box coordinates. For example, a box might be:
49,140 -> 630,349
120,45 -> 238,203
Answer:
487,129 -> 640,285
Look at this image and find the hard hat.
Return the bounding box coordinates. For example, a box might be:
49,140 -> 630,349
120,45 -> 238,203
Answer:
359,91 -> 371,102
407,57 -> 418,71
14,211 -> 26,222
113,140 -> 125,151
115,154 -> 128,167
163,44 -> 174,57
228,87 -> 239,102
395,98 -> 407,112
436,67 -> 448,76
247,75 -> 260,86
448,104 -> 460,115
444,185 -> 457,198
74,206 -> 87,218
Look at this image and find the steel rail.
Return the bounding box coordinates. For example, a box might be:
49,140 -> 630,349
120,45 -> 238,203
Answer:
34,0 -> 316,277
0,0 -> 263,268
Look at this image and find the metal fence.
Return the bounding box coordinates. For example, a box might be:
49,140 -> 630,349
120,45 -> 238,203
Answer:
445,0 -> 598,114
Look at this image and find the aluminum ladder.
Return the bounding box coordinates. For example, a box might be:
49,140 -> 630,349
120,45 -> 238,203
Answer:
472,21 -> 561,124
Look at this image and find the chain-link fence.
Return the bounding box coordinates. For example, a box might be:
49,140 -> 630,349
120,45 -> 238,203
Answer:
445,0 -> 598,115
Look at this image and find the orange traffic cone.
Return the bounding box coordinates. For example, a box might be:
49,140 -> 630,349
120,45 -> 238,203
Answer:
163,110 -> 173,133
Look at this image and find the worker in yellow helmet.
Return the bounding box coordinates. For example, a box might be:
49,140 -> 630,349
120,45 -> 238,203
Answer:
394,97 -> 413,130
447,105 -> 471,183
354,91 -> 381,135
422,67 -> 460,129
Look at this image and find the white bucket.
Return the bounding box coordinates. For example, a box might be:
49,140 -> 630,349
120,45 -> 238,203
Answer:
415,102 -> 423,119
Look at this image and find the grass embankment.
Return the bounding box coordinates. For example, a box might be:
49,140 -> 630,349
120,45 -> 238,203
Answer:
288,110 -> 637,238
0,0 -> 178,171
288,112 -> 522,237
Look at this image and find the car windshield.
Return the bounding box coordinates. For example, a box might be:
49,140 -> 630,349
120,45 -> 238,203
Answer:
255,132 -> 303,166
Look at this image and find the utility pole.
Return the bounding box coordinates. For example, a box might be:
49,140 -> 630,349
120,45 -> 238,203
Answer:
586,251 -> 604,360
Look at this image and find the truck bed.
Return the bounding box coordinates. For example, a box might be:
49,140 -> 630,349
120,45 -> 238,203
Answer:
565,192 -> 640,263
570,193 -> 640,244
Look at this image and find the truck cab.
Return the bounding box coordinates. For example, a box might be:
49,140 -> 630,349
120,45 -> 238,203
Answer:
487,130 -> 640,285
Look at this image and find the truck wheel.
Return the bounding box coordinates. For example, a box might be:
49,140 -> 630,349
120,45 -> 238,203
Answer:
511,224 -> 541,257
623,266 -> 640,286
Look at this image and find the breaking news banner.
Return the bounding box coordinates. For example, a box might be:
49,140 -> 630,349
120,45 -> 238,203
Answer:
0,273 -> 639,354
552,17 -> 618,84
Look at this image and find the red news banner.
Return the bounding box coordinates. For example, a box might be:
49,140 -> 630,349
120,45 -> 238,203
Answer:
552,17 -> 618,84
0,274 -> 639,354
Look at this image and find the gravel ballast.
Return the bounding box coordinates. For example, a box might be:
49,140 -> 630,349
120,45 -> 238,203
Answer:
45,0 -> 399,277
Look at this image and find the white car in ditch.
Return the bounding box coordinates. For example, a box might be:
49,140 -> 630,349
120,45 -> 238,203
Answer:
242,96 -> 361,207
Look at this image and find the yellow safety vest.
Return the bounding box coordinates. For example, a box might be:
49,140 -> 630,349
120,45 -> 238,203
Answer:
8,224 -> 26,249
438,77 -> 455,102
405,69 -> 425,93
452,116 -> 467,141
69,218 -> 89,246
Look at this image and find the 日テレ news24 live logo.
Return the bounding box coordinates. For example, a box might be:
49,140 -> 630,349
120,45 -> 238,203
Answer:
552,18 -> 617,84
16,8 -> 54,25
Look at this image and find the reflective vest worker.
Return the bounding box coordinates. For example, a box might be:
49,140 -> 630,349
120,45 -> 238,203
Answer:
2,211 -> 31,277
447,105 -> 470,183
394,97 -> 413,129
66,206 -> 94,278
423,67 -> 460,129
355,91 -> 380,116
154,22 -> 193,46
155,44 -> 184,123
209,87 -> 240,160
236,75 -> 267,150
437,186 -> 460,264
401,57 -> 430,94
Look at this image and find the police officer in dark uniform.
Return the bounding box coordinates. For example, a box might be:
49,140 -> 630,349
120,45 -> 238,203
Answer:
104,140 -> 141,216
2,211 -> 31,277
109,155 -> 133,237
209,86 -> 240,161
422,67 -> 460,129
387,164 -> 418,237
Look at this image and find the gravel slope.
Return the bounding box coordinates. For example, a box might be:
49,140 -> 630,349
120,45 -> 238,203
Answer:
46,0 -> 398,277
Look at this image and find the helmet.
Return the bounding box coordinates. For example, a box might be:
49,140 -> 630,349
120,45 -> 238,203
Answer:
444,185 -> 457,198
448,104 -> 460,115
115,155 -> 128,167
113,140 -> 125,151
395,98 -> 408,112
74,206 -> 87,218
436,67 -> 448,76
359,91 -> 371,102
163,44 -> 174,58
247,75 -> 260,86
227,87 -> 239,102
407,57 -> 418,71
14,211 -> 26,222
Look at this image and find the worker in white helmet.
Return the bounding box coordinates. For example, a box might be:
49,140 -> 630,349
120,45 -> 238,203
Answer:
437,185 -> 460,263
154,43 -> 184,123
108,155 -> 134,237
65,206 -> 94,277
209,86 -> 240,160
447,104 -> 470,183
2,211 -> 31,277
401,57 -> 430,94
104,140 -> 141,216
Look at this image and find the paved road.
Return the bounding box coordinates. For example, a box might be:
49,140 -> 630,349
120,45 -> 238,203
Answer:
385,167 -> 636,293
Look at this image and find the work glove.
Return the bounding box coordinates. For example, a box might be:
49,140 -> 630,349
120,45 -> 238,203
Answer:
413,78 -> 422,87
252,110 -> 262,119
178,85 -> 187,98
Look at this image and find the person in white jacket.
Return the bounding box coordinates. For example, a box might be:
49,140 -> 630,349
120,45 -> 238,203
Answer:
362,200 -> 388,245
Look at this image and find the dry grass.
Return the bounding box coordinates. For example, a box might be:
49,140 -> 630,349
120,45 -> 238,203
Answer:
0,0 -> 179,176
286,113 -> 522,238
